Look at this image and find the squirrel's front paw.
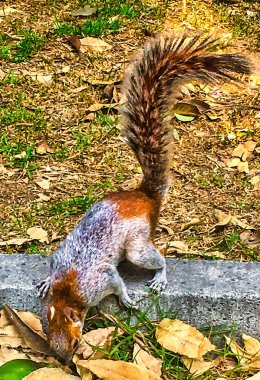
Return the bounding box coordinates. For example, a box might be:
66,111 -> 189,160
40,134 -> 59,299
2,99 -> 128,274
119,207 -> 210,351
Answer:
36,277 -> 51,299
148,278 -> 167,294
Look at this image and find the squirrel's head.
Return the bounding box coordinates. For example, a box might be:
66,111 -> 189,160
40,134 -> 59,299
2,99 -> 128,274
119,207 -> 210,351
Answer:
46,269 -> 87,365
47,304 -> 86,364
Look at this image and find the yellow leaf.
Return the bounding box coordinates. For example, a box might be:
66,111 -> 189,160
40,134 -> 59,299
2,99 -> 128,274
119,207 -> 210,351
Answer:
0,346 -> 27,366
76,327 -> 124,359
243,334 -> 260,356
0,7 -> 21,16
246,371 -> 260,379
133,343 -> 162,376
23,368 -> 79,379
78,359 -> 162,380
27,227 -> 48,243
237,161 -> 249,174
226,157 -> 241,168
182,357 -> 214,376
155,319 -> 215,359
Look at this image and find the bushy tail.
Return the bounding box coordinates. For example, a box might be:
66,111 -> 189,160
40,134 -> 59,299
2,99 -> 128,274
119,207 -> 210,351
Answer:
121,34 -> 251,198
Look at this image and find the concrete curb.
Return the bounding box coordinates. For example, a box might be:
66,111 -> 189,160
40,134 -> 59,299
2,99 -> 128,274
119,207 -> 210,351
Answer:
0,254 -> 259,337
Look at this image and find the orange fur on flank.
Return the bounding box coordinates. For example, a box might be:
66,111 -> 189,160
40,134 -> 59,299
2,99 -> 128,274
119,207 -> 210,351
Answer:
104,190 -> 161,235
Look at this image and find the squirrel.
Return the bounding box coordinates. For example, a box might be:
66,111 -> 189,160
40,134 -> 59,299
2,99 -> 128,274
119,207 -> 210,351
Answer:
37,34 -> 251,364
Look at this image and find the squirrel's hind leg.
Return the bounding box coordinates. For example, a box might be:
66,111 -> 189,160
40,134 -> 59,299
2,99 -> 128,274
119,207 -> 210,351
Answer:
88,264 -> 136,308
126,241 -> 167,294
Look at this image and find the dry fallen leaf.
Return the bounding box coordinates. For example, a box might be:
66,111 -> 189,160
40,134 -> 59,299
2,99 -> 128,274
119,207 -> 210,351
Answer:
246,372 -> 260,380
0,346 -> 27,366
244,140 -> 257,152
36,142 -> 54,155
0,238 -> 30,246
79,37 -> 112,53
68,35 -> 81,53
72,5 -> 97,16
243,334 -> 260,357
0,325 -> 26,348
232,144 -> 247,160
73,354 -> 93,380
0,6 -> 22,16
133,343 -> 162,376
226,157 -> 241,168
181,218 -> 201,231
240,230 -> 260,245
27,227 -> 48,243
36,179 -> 50,190
237,161 -> 249,174
78,359 -> 162,380
213,209 -> 254,230
76,327 -> 124,359
182,357 -> 216,376
156,319 -> 215,359
87,103 -> 118,112
225,335 -> 260,369
23,367 -> 79,379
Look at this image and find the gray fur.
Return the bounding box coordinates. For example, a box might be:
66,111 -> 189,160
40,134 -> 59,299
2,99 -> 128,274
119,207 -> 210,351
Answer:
38,200 -> 167,307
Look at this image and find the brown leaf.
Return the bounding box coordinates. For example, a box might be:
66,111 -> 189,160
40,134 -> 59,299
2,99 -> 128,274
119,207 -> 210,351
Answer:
79,37 -> 112,53
243,140 -> 257,152
156,319 -> 215,359
240,230 -> 260,245
0,325 -> 26,348
68,36 -> 81,53
2,305 -> 54,357
78,359 -> 162,380
133,343 -> 162,376
23,368 -> 79,379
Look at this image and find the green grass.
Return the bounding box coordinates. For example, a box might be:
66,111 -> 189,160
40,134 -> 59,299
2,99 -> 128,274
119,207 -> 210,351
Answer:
0,29 -> 45,62
47,192 -> 96,219
54,17 -> 121,37
82,304 -> 245,380
215,2 -> 260,48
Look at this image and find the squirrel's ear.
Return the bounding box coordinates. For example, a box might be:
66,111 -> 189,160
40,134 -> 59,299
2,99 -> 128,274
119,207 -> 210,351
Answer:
63,307 -> 82,326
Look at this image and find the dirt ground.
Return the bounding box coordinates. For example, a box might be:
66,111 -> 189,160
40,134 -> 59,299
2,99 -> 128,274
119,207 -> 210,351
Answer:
0,0 -> 259,261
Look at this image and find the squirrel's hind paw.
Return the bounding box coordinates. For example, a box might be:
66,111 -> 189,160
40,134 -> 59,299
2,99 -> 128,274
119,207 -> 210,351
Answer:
36,277 -> 51,299
148,278 -> 167,294
120,294 -> 137,309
